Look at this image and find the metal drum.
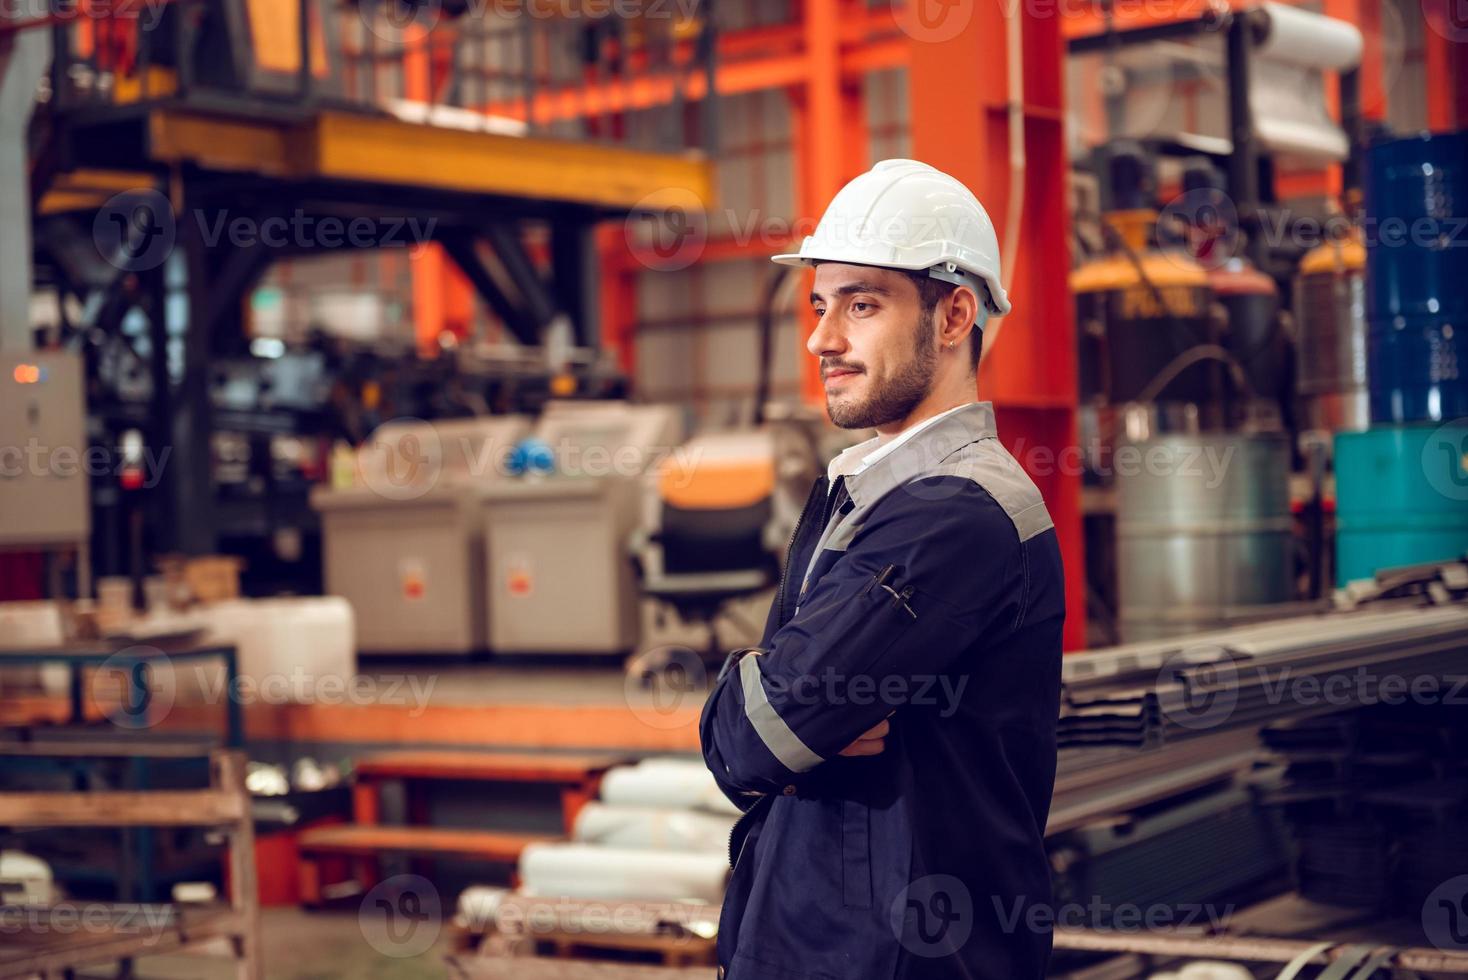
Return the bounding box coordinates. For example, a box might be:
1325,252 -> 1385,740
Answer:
1295,233 -> 1370,431
1116,433 -> 1294,641
1213,256 -> 1288,410
1334,420 -> 1468,586
1363,130 -> 1468,424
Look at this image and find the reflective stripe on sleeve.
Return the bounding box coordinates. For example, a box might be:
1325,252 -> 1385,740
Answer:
739,653 -> 822,773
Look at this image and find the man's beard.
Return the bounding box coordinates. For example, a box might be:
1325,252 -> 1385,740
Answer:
827,313 -> 938,430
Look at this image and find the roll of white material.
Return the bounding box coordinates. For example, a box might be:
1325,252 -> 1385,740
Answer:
599,759 -> 740,815
456,885 -> 509,928
519,843 -> 728,904
1257,3 -> 1363,71
1250,4 -> 1361,165
573,803 -> 738,852
1177,964 -> 1253,980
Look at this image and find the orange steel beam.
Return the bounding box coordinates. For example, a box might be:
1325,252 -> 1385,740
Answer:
908,0 -> 1086,649
481,7 -> 904,124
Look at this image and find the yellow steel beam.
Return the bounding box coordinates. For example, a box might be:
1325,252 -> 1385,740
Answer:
38,190 -> 110,215
146,108 -> 714,212
37,169 -> 159,215
148,111 -> 302,178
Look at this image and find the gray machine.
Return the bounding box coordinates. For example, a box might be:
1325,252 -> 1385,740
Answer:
0,352 -> 91,590
479,401 -> 684,655
312,415 -> 530,654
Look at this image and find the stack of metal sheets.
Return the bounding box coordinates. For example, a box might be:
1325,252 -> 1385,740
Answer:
1058,604 -> 1468,750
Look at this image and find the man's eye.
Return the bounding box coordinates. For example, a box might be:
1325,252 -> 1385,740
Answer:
852,302 -> 873,313
814,308 -> 826,318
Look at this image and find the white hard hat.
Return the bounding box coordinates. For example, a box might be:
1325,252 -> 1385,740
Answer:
772,158 -> 1011,315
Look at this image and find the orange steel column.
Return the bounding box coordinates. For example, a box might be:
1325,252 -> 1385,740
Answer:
907,2 -> 1086,649
1422,0 -> 1466,130
598,224 -> 639,377
796,0 -> 850,406
403,23 -> 470,357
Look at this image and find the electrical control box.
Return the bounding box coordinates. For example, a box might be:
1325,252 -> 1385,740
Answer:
0,352 -> 90,546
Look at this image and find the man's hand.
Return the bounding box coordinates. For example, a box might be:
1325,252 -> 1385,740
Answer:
839,716 -> 891,757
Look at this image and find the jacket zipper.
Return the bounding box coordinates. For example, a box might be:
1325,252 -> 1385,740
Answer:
777,476 -> 828,629
726,794 -> 772,869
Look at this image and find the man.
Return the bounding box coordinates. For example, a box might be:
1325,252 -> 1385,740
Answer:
699,159 -> 1065,979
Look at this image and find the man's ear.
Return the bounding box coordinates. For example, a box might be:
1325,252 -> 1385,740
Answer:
940,286 -> 980,348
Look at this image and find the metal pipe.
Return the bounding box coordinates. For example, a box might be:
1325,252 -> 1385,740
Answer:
298,0 -> 311,99
1226,11 -> 1263,265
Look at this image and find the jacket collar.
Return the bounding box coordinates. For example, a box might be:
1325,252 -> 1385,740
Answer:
842,401 -> 997,511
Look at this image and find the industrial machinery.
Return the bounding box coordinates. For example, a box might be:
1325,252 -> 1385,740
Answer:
1072,144 -> 1220,424
1071,144 -> 1299,642
17,0 -> 715,599
0,352 -> 91,596
312,414 -> 530,654
478,401 -> 684,656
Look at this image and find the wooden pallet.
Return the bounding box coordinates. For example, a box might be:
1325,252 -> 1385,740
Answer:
452,895 -> 718,967
0,750 -> 260,979
447,955 -> 713,980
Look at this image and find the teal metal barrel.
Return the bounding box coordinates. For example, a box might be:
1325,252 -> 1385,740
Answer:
1335,420 -> 1468,585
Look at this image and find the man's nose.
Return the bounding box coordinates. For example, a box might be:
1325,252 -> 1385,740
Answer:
806,313 -> 848,358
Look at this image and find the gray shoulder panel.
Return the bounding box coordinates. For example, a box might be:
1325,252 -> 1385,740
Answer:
927,440 -> 1055,543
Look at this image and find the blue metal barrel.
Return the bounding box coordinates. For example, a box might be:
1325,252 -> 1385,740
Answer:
1363,130 -> 1468,423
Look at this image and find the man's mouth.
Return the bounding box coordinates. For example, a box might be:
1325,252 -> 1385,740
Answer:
823,367 -> 862,385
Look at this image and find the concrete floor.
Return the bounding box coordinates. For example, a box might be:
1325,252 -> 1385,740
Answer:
128,907 -> 450,979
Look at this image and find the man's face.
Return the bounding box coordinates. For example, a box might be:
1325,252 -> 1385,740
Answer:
808,263 -> 938,430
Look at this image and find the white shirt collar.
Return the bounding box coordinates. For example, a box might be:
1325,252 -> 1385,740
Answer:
826,402 -> 976,487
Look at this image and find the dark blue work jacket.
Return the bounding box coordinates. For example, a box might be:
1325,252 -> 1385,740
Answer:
700,402 -> 1065,980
